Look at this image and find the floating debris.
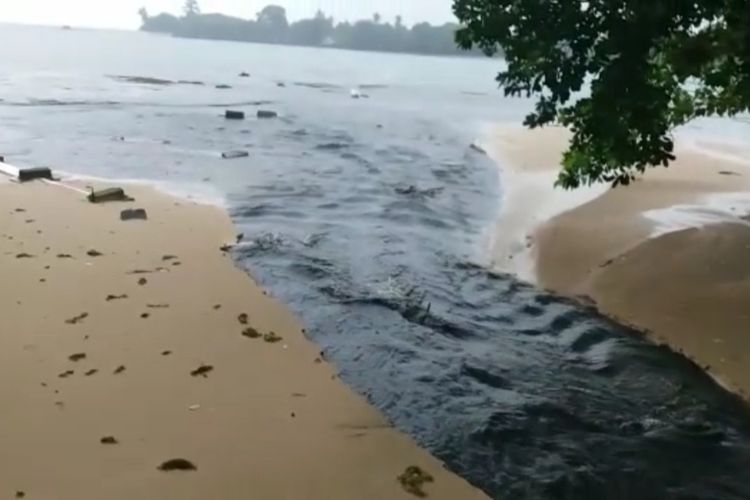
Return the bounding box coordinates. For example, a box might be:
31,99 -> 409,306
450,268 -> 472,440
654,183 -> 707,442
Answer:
158,458 -> 197,472
190,364 -> 213,378
397,466 -> 434,497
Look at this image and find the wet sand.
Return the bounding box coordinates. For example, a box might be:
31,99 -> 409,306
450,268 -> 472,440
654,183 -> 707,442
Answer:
487,126 -> 750,400
0,180 -> 486,499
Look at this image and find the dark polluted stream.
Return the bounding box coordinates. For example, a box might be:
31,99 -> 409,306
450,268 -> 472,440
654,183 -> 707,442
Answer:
226,113 -> 750,500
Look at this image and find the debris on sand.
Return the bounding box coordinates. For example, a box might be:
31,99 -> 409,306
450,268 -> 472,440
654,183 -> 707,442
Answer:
16,253 -> 34,259
87,249 -> 104,257
213,304 -> 222,310
263,332 -> 283,343
397,466 -> 434,497
106,294 -> 128,301
242,327 -> 262,339
84,369 -> 98,377
65,313 -> 89,325
68,352 -> 87,362
162,255 -> 178,261
88,187 -> 133,203
100,436 -> 118,445
147,303 -> 170,309
57,253 -> 74,259
140,313 -> 150,319
114,365 -> 126,374
238,313 -> 249,325
59,370 -> 75,378
120,208 -> 148,221
138,278 -> 148,286
161,350 -> 172,356
157,458 -> 197,472
190,364 -> 214,378
15,491 -> 25,498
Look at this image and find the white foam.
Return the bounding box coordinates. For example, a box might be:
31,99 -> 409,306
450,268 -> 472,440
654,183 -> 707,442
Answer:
644,192 -> 750,238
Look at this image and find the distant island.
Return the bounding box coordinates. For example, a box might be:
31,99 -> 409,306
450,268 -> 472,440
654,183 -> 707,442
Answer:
138,1 -> 481,57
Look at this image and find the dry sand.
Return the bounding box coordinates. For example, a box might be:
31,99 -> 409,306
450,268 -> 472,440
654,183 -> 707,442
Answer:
0,180 -> 486,499
487,126 -> 750,400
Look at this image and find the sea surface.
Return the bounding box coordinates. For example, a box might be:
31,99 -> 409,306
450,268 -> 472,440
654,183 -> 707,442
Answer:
3,23 -> 750,500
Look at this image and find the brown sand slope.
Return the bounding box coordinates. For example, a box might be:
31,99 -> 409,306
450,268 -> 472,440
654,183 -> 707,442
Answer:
489,126 -> 750,400
0,181 -> 486,499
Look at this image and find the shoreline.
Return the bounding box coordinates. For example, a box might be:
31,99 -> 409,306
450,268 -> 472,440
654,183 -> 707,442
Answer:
0,177 -> 486,499
486,125 -> 750,402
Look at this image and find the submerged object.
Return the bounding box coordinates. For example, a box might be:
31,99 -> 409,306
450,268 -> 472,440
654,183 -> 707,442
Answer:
221,150 -> 249,159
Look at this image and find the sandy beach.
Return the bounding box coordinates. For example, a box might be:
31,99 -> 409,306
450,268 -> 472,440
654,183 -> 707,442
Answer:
487,126 -> 750,400
0,179 -> 486,499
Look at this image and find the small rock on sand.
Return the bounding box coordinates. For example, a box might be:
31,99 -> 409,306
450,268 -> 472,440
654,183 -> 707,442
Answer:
138,278 -> 147,286
238,313 -> 249,325
263,332 -> 283,343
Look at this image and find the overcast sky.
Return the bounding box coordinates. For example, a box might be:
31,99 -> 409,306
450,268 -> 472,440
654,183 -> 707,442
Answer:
0,0 -> 456,30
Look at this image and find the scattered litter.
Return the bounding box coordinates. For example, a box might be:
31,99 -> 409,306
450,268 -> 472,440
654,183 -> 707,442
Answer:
215,84 -> 232,89
188,404 -> 201,411
19,167 -> 53,182
68,353 -> 87,362
242,327 -> 261,339
140,313 -> 150,319
238,313 -> 249,325
85,369 -> 98,376
87,249 -> 103,257
397,466 -> 434,497
114,365 -> 126,374
57,253 -> 73,259
106,294 -> 128,301
213,304 -> 222,310
190,364 -> 214,378
138,278 -> 147,286
120,208 -> 147,221
162,255 -> 178,261
161,350 -> 172,356
59,370 -> 75,378
65,313 -> 89,325
15,253 -> 34,259
263,332 -> 282,343
147,303 -> 170,309
239,72 -> 250,77
100,436 -> 118,445
158,458 -> 197,471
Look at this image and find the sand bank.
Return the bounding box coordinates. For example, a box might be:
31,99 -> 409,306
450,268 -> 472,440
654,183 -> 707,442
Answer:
487,126 -> 750,400
0,180 -> 486,499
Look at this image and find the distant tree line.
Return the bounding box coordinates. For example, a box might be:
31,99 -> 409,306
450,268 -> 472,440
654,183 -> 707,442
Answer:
138,2 -> 480,56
